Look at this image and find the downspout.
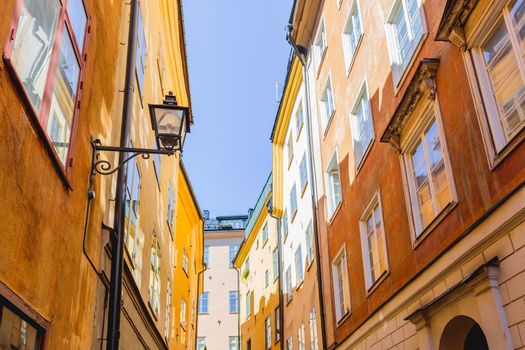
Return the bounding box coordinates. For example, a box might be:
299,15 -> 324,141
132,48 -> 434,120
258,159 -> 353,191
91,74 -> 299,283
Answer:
106,1 -> 139,349
234,266 -> 241,350
268,200 -> 284,350
286,25 -> 328,350
194,230 -> 208,350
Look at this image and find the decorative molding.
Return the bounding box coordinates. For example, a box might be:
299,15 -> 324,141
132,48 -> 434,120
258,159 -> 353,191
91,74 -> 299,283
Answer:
380,59 -> 440,152
435,0 -> 479,46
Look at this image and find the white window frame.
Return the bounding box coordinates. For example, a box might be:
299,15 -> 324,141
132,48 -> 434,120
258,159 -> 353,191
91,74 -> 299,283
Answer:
298,324 -> 306,350
287,132 -> 294,168
385,0 -> 427,87
314,18 -> 328,72
399,97 -> 458,242
342,0 -> 364,75
349,78 -> 375,171
320,74 -> 336,133
305,221 -> 314,267
265,316 -> 272,349
332,245 -> 351,322
358,191 -> 389,291
325,149 -> 343,220
299,154 -> 308,194
464,0 -> 525,165
295,244 -> 304,285
296,100 -> 305,139
309,308 -> 319,350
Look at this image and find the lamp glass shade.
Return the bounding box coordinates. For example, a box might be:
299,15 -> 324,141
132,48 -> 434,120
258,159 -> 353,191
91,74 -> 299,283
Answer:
149,104 -> 189,151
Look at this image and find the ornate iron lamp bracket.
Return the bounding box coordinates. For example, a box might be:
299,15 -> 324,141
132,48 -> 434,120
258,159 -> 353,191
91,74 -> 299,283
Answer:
88,139 -> 174,199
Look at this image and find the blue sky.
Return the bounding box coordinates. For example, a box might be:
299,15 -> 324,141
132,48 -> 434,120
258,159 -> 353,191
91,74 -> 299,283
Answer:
182,1 -> 293,217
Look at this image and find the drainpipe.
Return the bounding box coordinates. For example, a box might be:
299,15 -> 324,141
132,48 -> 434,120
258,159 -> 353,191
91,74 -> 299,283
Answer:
286,24 -> 328,350
268,200 -> 284,350
234,265 -> 241,350
106,1 -> 139,349
194,241 -> 208,350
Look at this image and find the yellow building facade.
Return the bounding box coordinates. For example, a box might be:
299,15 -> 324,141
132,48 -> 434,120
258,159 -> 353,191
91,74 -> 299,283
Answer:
234,175 -> 281,350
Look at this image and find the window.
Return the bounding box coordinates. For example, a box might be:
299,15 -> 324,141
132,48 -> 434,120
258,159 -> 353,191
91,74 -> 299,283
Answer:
229,291 -> 239,313
229,245 -> 239,268
386,0 -> 426,85
245,291 -> 251,318
180,299 -> 187,329
273,248 -> 279,281
296,102 -> 305,136
198,292 -> 209,314
283,211 -> 289,240
402,106 -> 454,236
153,154 -> 161,185
305,222 -> 314,266
299,155 -> 308,193
5,0 -> 88,169
149,234 -> 161,315
470,0 -> 525,153
295,245 -> 304,284
325,151 -> 342,218
290,184 -> 298,219
309,308 -> 319,350
265,270 -> 270,287
314,19 -> 328,70
265,316 -> 272,349
165,280 -> 171,340
229,336 -> 239,350
135,5 -> 147,97
197,337 -> 206,350
247,339 -> 252,350
350,81 -> 374,168
262,224 -> 269,245
332,247 -> 351,321
342,1 -> 363,71
125,159 -> 141,260
203,245 -> 209,266
320,77 -> 336,131
242,258 -> 250,279
359,194 -> 389,289
287,337 -> 294,350
287,133 -> 294,167
285,266 -> 293,302
0,302 -> 43,349
298,324 -> 306,350
167,181 -> 175,230
182,249 -> 189,274
274,307 -> 280,342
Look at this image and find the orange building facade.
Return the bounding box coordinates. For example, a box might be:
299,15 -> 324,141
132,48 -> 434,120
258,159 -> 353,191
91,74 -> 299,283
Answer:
286,0 -> 525,348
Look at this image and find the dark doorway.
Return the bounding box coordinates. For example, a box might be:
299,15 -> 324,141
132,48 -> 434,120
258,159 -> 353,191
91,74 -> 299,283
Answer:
464,323 -> 489,350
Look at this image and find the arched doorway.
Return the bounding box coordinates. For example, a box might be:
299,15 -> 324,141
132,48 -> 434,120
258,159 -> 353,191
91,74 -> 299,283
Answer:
439,316 -> 489,350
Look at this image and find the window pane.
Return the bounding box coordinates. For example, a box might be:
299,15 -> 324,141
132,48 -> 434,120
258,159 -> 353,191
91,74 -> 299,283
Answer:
411,141 -> 433,228
483,20 -> 525,138
11,0 -> 60,113
47,31 -> 80,164
511,0 -> 525,51
67,0 -> 87,50
0,306 -> 39,350
425,122 -> 451,211
394,6 -> 410,63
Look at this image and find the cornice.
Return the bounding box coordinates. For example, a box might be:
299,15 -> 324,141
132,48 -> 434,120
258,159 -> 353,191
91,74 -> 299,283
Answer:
380,59 -> 440,152
435,0 -> 480,49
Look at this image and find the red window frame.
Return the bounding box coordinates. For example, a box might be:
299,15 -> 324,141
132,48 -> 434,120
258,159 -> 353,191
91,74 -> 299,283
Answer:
2,0 -> 90,184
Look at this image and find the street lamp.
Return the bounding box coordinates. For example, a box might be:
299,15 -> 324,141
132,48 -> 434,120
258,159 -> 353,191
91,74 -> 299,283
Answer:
149,91 -> 190,151
88,91 -> 190,197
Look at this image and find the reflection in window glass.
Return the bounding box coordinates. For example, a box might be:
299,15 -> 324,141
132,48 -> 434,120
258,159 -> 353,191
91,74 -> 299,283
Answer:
0,305 -> 40,350
67,0 -> 87,50
47,32 -> 80,164
11,0 -> 60,112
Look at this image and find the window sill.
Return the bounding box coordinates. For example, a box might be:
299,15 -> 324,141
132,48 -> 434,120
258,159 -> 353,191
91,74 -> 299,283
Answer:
147,301 -> 159,321
365,270 -> 389,296
306,258 -> 315,272
296,123 -> 304,141
336,310 -> 351,327
489,126 -> 525,171
295,280 -> 304,291
286,295 -> 293,306
290,209 -> 298,223
322,109 -> 337,140
345,34 -> 364,79
327,200 -> 343,225
354,137 -> 375,176
288,155 -> 294,170
316,48 -> 328,79
412,201 -> 458,248
300,182 -> 309,198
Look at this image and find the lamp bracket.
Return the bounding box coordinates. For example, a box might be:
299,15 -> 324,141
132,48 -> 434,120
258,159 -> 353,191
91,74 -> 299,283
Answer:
88,139 -> 174,198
